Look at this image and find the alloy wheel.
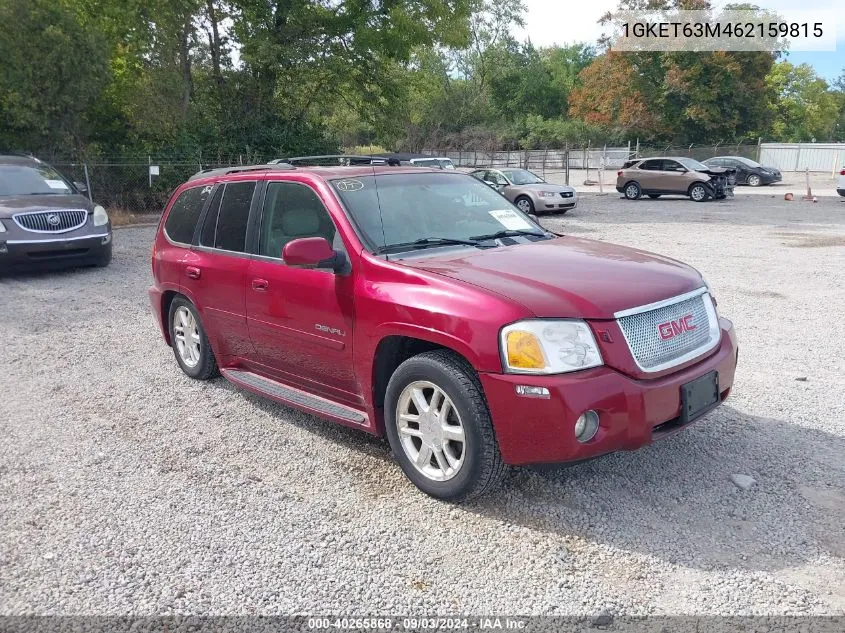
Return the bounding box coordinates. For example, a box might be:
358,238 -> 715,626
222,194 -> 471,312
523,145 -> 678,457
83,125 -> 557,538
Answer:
395,380 -> 466,482
173,306 -> 201,368
690,185 -> 707,201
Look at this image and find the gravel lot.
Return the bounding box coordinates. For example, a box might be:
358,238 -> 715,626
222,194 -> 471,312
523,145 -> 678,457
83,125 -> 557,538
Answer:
1,194 -> 844,617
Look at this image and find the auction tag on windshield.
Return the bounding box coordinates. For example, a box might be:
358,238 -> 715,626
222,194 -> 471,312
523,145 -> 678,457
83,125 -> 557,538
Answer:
489,209 -> 533,230
45,180 -> 69,190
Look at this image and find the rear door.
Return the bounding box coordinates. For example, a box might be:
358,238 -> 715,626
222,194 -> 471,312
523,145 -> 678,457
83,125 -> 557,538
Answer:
181,179 -> 259,363
635,159 -> 663,190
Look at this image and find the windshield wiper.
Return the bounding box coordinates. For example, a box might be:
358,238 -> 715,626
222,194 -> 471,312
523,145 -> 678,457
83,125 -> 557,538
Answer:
375,237 -> 486,255
469,229 -> 548,241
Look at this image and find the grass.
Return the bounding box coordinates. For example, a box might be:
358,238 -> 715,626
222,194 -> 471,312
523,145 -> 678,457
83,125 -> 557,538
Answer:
108,207 -> 160,227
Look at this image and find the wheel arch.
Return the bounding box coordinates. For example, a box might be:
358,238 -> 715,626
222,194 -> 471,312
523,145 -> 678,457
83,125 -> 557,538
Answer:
370,333 -> 478,434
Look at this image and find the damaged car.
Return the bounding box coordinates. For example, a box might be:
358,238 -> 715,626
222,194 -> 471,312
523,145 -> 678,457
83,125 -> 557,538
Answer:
616,157 -> 735,202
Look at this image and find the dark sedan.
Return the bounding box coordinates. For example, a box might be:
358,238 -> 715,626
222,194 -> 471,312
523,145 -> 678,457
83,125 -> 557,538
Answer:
703,156 -> 782,186
0,155 -> 112,271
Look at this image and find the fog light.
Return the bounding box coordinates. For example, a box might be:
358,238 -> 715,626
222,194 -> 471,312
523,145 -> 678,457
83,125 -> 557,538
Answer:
574,410 -> 599,443
0,242 -> 7,254
515,385 -> 550,399
101,234 -> 112,245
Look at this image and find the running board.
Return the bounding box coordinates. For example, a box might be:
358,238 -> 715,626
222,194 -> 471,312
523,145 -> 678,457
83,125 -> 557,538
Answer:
221,368 -> 369,427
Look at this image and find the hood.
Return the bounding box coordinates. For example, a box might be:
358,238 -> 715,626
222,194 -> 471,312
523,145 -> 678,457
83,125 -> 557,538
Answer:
0,193 -> 93,218
400,237 -> 704,319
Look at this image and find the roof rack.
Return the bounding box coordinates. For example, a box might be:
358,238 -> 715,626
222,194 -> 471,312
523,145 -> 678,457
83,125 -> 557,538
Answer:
187,163 -> 294,181
277,154 -> 389,166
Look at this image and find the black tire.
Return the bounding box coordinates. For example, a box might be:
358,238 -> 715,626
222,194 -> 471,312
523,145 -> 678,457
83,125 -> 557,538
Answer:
167,296 -> 219,380
689,183 -> 710,202
623,181 -> 641,200
514,195 -> 535,214
384,350 -> 507,502
746,174 -> 761,187
647,194 -> 661,199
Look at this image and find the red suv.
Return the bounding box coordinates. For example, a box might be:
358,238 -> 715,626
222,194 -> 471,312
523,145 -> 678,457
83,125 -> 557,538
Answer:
149,158 -> 738,501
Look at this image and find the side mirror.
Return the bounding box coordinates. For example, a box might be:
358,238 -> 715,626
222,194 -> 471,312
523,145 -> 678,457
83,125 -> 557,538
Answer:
74,181 -> 88,193
282,237 -> 339,271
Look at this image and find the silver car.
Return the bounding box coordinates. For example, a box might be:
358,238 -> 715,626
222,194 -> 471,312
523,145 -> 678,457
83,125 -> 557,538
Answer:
470,168 -> 578,214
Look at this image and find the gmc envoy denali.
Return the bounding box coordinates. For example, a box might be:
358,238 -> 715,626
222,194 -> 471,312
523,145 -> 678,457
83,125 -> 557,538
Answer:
149,158 -> 738,501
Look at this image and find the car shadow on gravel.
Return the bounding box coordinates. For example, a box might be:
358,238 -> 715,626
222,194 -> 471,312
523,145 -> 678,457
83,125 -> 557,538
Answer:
468,404 -> 845,574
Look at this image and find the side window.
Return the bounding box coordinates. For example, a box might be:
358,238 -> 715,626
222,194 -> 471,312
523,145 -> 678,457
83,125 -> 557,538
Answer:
259,182 -> 338,260
489,171 -> 508,185
199,182 -> 255,252
664,160 -> 685,172
164,186 -> 212,244
639,160 -> 660,171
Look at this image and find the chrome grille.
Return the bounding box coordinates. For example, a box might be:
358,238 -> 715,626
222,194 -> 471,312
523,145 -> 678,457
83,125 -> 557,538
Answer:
13,210 -> 88,234
561,191 -> 574,198
616,291 -> 718,372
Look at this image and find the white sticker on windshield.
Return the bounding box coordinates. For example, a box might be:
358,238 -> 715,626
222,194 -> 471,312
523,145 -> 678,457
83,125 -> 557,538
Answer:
45,180 -> 69,190
489,209 -> 533,231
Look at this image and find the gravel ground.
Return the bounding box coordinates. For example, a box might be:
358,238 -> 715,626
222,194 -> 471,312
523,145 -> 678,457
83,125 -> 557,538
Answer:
1,194 -> 844,617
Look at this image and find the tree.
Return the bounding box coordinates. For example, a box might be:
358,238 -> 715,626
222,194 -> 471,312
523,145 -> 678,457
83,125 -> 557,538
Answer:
0,0 -> 109,155
767,61 -> 840,141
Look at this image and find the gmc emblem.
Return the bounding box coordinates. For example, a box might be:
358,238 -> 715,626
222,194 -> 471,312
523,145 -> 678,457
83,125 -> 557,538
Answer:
658,315 -> 696,340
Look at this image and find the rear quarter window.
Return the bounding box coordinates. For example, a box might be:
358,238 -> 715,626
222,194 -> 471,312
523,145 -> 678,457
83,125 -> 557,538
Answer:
164,185 -> 212,244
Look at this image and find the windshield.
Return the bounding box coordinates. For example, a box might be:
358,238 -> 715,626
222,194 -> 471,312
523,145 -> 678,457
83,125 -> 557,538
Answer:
500,169 -> 544,185
331,172 -> 545,253
0,164 -> 73,196
677,158 -> 709,171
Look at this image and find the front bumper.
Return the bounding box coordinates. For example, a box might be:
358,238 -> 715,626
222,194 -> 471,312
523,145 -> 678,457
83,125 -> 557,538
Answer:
837,188 -> 845,198
540,194 -> 577,211
0,231 -> 112,271
480,319 -> 737,465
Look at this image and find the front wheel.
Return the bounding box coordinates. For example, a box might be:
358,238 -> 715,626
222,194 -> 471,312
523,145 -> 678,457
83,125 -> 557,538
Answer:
515,196 -> 534,214
384,350 -> 506,502
747,174 -> 761,187
689,183 -> 709,202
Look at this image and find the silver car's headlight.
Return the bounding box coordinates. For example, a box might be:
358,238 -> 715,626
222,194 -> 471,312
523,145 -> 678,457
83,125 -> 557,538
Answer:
93,205 -> 109,227
500,320 -> 603,375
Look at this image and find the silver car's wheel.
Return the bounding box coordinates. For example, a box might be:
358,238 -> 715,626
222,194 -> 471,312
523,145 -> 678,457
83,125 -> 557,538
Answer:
396,380 -> 466,482
515,197 -> 533,213
690,184 -> 708,201
747,174 -> 761,186
173,305 -> 201,368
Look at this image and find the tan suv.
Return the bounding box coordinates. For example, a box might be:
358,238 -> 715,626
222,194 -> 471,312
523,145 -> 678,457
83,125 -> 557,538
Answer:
616,157 -> 734,202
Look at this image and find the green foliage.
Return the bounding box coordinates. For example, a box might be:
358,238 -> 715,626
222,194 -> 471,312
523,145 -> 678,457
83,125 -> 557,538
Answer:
766,61 -> 841,142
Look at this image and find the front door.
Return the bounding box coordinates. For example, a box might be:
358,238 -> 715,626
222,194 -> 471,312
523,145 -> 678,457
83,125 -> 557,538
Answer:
245,180 -> 359,406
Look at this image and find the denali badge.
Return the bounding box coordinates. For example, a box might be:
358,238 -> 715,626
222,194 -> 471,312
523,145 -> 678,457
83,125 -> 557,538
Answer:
658,315 -> 696,340
315,324 -> 345,337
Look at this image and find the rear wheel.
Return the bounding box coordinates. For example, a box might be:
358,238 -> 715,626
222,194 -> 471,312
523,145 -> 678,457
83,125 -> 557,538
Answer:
689,183 -> 709,202
384,350 -> 506,502
747,174 -> 761,186
168,297 -> 219,380
515,196 -> 534,214
624,182 -> 641,200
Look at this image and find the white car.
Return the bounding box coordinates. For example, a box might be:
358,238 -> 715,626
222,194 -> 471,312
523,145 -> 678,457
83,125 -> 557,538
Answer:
838,166 -> 845,197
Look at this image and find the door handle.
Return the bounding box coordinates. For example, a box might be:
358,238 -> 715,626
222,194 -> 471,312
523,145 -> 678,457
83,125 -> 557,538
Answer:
252,278 -> 269,291
185,266 -> 201,279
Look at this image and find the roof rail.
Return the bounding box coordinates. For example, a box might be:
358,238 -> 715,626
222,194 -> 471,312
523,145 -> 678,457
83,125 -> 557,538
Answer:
279,154 -> 388,166
187,163 -> 294,181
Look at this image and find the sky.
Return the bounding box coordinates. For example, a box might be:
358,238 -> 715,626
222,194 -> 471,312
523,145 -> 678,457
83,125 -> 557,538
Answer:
517,0 -> 844,83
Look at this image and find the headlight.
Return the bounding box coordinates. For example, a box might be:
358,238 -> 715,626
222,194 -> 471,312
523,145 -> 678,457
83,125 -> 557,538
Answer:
501,320 -> 603,374
93,205 -> 109,227
538,191 -> 557,198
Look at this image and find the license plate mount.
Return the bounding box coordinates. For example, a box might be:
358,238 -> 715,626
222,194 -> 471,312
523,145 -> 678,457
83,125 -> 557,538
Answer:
680,370 -> 720,424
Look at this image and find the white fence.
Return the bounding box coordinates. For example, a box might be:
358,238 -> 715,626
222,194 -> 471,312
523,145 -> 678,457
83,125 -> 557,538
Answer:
759,143 -> 845,173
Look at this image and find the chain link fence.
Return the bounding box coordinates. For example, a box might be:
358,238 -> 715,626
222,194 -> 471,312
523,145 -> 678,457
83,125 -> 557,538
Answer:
45,142 -> 773,213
